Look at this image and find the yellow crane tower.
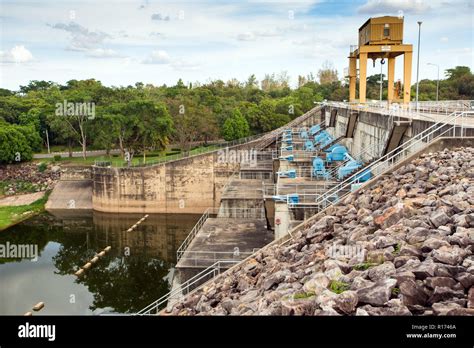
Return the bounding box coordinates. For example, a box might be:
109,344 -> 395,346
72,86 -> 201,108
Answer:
348,16 -> 413,104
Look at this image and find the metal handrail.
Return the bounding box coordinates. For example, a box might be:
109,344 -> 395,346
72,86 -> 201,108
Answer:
315,110 -> 472,209
176,208 -> 212,262
176,206 -> 266,261
94,131 -> 272,168
136,260 -> 239,315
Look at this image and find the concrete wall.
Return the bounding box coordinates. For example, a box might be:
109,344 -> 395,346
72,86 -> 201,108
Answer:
325,107 -> 474,163
326,107 -> 391,161
91,143 -> 261,214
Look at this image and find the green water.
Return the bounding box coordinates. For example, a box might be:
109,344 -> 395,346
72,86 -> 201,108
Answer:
0,211 -> 199,315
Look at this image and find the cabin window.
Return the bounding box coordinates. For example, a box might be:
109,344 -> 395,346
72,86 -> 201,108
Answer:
383,24 -> 390,37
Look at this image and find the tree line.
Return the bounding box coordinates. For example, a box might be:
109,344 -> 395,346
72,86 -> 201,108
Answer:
0,65 -> 472,165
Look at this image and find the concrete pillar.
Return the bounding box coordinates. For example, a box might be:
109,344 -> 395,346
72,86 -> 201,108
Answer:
387,56 -> 395,102
403,51 -> 412,104
274,202 -> 290,240
359,52 -> 368,103
349,56 -> 357,102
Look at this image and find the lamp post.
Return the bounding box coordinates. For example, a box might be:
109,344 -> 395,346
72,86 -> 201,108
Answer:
415,21 -> 422,111
427,62 -> 439,101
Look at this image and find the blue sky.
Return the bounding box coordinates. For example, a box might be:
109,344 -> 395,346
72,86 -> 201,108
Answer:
0,0 -> 473,90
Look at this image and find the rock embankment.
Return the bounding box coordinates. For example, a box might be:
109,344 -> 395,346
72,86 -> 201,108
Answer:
170,147 -> 474,316
0,163 -> 60,196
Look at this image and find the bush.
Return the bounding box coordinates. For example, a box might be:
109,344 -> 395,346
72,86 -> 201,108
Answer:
112,154 -> 119,158
0,125 -> 33,163
53,155 -> 61,162
38,162 -> 47,172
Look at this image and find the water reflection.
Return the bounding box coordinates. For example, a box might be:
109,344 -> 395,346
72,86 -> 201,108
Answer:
0,211 -> 199,315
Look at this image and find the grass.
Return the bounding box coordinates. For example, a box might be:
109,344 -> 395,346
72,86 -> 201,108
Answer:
34,144 -> 219,167
392,243 -> 401,255
329,280 -> 350,294
0,191 -> 50,231
292,291 -> 316,300
353,262 -> 379,271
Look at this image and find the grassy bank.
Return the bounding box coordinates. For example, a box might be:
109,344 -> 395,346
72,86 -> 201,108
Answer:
0,191 -> 50,231
34,144 -> 219,167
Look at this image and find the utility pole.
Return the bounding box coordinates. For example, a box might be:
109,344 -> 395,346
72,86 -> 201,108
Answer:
379,59 -> 385,101
415,21 -> 422,111
427,62 -> 439,101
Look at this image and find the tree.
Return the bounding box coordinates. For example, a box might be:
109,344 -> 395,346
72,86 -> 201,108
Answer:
120,100 -> 173,165
0,123 -> 36,163
318,61 -> 339,85
222,109 -> 250,141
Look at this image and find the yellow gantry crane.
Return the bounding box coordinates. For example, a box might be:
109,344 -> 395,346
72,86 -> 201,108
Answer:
348,16 -> 413,104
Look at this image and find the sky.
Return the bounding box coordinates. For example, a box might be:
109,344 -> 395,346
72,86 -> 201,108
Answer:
0,0 -> 473,90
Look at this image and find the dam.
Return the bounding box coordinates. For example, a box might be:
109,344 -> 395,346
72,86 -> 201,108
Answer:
122,100 -> 474,315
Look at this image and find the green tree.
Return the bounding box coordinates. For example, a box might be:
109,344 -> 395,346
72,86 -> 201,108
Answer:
222,109 -> 250,141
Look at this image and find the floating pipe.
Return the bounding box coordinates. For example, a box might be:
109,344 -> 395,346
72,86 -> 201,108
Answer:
75,269 -> 85,277
90,256 -> 99,264
24,312 -> 33,316
32,302 -> 45,311
97,251 -> 106,257
82,262 -> 92,270
104,246 -> 112,252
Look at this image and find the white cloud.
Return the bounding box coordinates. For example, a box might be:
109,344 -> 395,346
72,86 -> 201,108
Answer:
171,59 -> 200,71
358,0 -> 430,14
440,36 -> 449,42
237,32 -> 256,41
151,13 -> 170,21
50,22 -> 110,51
0,45 -> 34,63
143,50 -> 171,64
86,48 -> 122,58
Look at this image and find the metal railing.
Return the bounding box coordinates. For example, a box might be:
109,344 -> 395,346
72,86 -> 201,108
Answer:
176,207 -> 266,262
313,110 -> 473,210
239,171 -> 273,180
176,208 -> 214,262
177,250 -> 257,267
325,100 -> 473,120
136,260 -> 239,315
94,132 -> 271,168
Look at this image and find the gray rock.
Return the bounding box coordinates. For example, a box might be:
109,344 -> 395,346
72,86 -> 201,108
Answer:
399,244 -> 422,258
430,211 -> 451,228
432,246 -> 468,265
262,270 -> 290,290
334,291 -> 358,314
432,301 -> 463,315
421,237 -> 450,252
411,261 -> 438,280
367,262 -> 396,282
424,277 -> 457,289
357,278 -> 397,306
455,273 -> 474,288
302,273 -> 330,295
394,256 -> 418,268
399,279 -> 429,307
428,286 -> 465,304
468,288 -> 474,309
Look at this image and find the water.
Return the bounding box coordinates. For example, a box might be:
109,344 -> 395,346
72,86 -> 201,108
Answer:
0,211 -> 200,315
